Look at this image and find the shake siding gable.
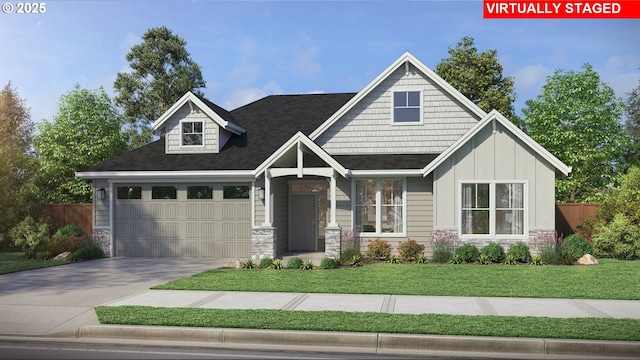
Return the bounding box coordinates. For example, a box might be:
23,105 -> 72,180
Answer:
165,104 -> 219,154
316,64 -> 480,155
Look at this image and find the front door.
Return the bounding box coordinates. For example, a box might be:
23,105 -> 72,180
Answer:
290,194 -> 316,251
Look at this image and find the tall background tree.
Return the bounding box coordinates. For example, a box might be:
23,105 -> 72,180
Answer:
435,36 -> 517,121
0,82 -> 38,245
33,85 -> 129,204
521,64 -> 629,202
114,26 -> 206,149
623,73 -> 640,169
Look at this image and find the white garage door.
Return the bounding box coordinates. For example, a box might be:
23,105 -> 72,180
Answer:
115,184 -> 251,257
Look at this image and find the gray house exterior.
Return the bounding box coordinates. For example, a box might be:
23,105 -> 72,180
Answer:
77,52 -> 570,259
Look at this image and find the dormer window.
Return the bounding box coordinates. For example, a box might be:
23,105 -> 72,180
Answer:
182,121 -> 203,146
393,91 -> 421,124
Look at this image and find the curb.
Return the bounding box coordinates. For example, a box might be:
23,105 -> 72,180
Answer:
76,325 -> 640,358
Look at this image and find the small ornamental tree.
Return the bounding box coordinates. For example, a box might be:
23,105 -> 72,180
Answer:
398,238 -> 425,262
366,238 -> 392,259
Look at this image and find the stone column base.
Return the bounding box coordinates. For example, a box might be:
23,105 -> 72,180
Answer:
324,226 -> 342,259
92,229 -> 112,257
252,226 -> 277,260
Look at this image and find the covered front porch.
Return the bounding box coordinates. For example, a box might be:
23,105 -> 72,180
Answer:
251,132 -> 348,260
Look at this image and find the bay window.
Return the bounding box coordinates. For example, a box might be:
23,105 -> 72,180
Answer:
355,179 -> 404,234
461,182 -> 525,236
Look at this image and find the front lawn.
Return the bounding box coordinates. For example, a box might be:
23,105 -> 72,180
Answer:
154,258 -> 640,300
95,306 -> 640,341
0,252 -> 70,275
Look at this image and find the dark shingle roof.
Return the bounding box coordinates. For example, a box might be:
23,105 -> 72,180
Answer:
81,93 -> 357,172
81,93 -> 443,173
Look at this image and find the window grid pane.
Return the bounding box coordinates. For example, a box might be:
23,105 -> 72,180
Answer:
182,121 -> 203,146
393,91 -> 420,123
461,183 -> 490,235
187,186 -> 213,200
495,183 -> 524,235
355,180 -> 377,233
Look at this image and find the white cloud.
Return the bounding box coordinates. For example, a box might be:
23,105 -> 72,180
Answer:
512,64 -> 553,96
602,55 -> 640,99
293,45 -> 322,78
222,81 -> 283,110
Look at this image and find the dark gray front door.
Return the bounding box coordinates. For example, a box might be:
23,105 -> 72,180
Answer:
290,194 -> 316,251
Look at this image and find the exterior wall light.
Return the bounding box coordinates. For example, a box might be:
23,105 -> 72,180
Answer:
96,188 -> 106,200
258,187 -> 265,200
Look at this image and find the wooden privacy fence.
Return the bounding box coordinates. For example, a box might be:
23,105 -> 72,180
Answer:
42,204 -> 92,236
555,203 -> 598,237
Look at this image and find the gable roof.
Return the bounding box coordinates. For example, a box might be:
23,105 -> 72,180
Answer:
152,91 -> 246,135
78,93 -> 356,174
254,131 -> 348,177
420,110 -> 571,177
309,51 -> 487,141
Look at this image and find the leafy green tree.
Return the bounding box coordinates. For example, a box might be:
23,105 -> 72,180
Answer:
435,36 -> 516,121
623,74 -> 640,169
114,26 -> 206,149
0,82 -> 38,245
521,64 -> 629,202
33,85 -> 128,203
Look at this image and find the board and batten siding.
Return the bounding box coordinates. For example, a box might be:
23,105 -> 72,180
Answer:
406,176 -> 433,245
433,122 -> 556,246
94,179 -> 110,228
164,103 -> 219,154
316,64 -> 481,155
272,177 -> 289,253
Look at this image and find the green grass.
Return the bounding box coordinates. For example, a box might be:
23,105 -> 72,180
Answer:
154,259 -> 640,300
0,252 -> 70,275
95,306 -> 640,341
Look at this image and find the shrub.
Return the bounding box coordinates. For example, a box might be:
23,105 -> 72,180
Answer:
53,224 -> 84,238
530,255 -> 544,265
454,244 -> 480,263
429,230 -> 458,264
531,231 -> 563,265
320,258 -> 337,269
386,254 -> 400,264
450,254 -> 464,264
480,243 -> 505,263
503,254 -> 517,265
286,257 -> 303,269
301,259 -> 314,270
271,259 -> 284,269
477,253 -> 490,265
506,242 -> 532,263
348,254 -> 362,267
259,258 -> 274,269
340,228 -> 362,263
9,216 -> 51,259
416,254 -> 428,264
366,238 -> 391,259
397,238 -> 425,262
241,259 -> 256,269
560,234 -> 594,262
71,241 -> 104,261
593,214 -> 640,260
41,235 -> 91,260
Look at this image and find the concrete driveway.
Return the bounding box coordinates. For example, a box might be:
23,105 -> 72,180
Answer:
0,257 -> 227,336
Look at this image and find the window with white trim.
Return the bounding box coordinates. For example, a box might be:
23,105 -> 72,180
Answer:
461,182 -> 525,236
393,91 -> 421,123
355,179 -> 404,234
182,121 -> 203,146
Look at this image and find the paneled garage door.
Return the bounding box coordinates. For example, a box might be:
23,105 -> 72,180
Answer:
115,184 -> 251,257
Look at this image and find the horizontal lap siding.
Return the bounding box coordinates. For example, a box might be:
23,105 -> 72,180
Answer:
316,65 -> 480,155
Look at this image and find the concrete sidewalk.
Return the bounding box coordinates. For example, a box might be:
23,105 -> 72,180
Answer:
102,290 -> 640,319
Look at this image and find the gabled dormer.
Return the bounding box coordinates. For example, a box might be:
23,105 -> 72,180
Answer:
311,52 -> 488,155
152,91 -> 246,154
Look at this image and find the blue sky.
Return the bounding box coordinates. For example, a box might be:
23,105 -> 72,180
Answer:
1,1 -> 638,124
